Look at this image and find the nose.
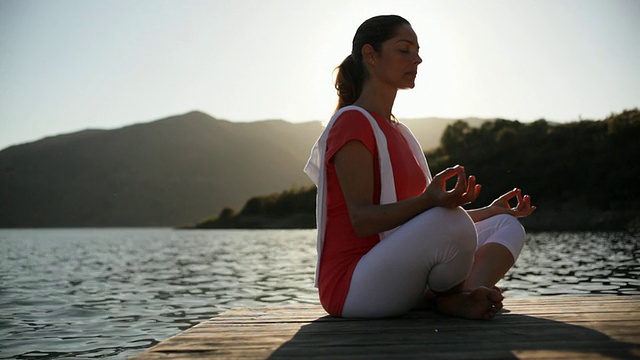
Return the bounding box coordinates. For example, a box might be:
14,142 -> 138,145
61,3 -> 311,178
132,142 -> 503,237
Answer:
415,53 -> 422,65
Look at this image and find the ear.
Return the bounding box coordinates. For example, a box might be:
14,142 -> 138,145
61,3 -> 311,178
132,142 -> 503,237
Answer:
361,44 -> 376,66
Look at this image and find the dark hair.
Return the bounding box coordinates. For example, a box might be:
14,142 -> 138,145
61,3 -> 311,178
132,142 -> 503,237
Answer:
334,15 -> 411,110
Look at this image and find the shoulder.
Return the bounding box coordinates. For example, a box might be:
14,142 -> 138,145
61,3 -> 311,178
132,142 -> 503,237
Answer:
326,110 -> 376,159
329,109 -> 376,138
333,109 -> 371,129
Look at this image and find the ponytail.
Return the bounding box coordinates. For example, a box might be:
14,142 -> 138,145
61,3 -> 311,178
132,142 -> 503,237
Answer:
334,54 -> 365,111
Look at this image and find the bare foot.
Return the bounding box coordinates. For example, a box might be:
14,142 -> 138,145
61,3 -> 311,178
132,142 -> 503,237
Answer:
435,287 -> 504,320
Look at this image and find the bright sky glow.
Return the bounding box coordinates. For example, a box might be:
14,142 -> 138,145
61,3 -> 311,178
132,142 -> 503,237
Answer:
1,0 -> 638,150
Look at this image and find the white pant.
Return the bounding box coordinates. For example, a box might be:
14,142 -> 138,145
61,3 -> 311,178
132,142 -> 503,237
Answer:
341,207 -> 525,318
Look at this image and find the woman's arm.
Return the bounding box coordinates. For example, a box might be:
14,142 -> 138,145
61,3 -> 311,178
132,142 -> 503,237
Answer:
467,188 -> 537,223
333,140 -> 480,237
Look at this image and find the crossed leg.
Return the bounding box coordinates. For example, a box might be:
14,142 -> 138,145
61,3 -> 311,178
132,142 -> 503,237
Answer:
341,207 -> 522,320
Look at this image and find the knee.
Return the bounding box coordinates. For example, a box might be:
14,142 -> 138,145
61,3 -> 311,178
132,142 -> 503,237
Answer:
491,214 -> 526,258
428,206 -> 477,252
494,214 -> 526,239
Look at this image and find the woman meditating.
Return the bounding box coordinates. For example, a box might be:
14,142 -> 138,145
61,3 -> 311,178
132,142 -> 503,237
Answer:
304,15 -> 536,319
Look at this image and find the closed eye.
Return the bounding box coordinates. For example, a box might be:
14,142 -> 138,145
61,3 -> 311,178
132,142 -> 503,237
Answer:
397,39 -> 419,52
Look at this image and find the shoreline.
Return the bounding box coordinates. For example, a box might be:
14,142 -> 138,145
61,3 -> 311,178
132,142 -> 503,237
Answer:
185,209 -> 639,233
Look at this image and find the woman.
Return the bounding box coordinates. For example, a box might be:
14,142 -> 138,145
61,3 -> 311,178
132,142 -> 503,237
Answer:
304,15 -> 535,320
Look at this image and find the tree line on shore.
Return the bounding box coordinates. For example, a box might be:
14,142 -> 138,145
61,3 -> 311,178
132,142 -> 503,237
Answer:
191,109 -> 639,232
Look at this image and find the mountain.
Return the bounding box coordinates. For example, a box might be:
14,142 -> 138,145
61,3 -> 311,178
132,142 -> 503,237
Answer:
0,111 -> 322,227
0,111 -> 489,227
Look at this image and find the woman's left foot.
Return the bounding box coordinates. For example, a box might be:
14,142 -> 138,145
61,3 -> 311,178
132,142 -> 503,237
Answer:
435,286 -> 503,320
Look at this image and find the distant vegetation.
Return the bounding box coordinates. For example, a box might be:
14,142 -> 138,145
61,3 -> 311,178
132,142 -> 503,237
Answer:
193,109 -> 640,232
427,108 -> 640,231
189,187 -> 316,229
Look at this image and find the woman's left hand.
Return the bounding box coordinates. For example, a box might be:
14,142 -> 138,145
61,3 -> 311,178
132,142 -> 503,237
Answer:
489,188 -> 536,218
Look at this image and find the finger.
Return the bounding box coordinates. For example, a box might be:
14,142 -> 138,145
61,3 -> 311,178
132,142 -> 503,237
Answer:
499,188 -> 519,202
523,195 -> 535,214
450,167 -> 468,196
461,176 -> 477,203
516,188 -> 524,205
434,165 -> 463,184
516,190 -> 527,211
471,184 -> 482,202
465,175 -> 476,195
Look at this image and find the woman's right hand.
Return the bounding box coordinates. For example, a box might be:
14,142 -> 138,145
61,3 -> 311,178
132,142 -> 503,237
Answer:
423,165 -> 481,208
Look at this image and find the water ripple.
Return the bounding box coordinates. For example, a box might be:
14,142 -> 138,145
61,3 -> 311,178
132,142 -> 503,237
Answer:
0,229 -> 638,359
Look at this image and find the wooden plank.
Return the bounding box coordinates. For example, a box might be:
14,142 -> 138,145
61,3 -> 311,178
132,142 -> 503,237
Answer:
131,296 -> 640,359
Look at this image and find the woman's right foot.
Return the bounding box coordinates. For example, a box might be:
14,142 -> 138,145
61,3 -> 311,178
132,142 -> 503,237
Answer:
435,286 -> 504,320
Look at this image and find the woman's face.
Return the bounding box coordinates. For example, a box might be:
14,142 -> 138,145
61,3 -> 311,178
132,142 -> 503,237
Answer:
370,24 -> 422,90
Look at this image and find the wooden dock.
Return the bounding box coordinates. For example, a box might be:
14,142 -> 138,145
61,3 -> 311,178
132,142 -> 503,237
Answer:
132,296 -> 640,359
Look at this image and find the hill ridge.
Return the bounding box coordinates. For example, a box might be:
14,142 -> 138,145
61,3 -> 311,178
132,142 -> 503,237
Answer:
0,110 -> 492,227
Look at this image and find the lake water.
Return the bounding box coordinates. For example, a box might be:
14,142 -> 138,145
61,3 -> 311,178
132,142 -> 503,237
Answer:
1,229 -> 638,359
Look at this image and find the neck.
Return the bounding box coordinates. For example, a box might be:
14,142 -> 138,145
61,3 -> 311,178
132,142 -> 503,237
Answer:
353,80 -> 398,121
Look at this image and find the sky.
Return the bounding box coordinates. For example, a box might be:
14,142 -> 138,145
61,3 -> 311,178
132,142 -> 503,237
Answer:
1,0 -> 639,150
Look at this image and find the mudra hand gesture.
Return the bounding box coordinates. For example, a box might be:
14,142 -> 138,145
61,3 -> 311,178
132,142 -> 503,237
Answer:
424,165 -> 481,208
489,188 -> 536,218
424,165 -> 536,219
